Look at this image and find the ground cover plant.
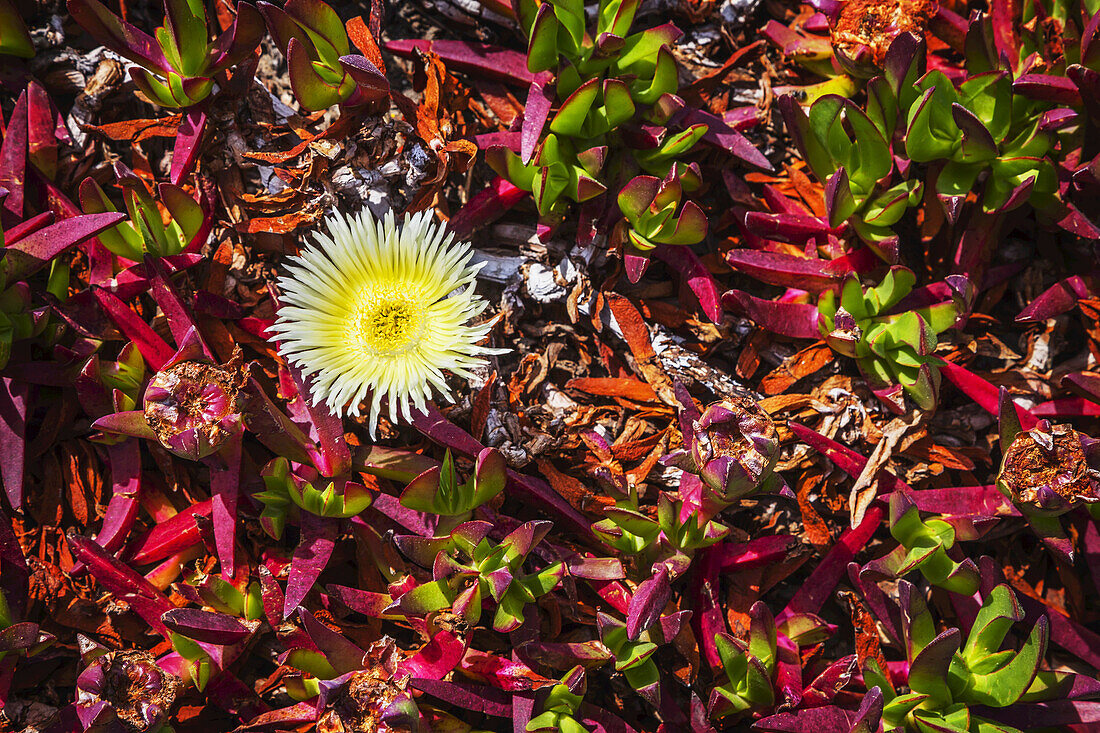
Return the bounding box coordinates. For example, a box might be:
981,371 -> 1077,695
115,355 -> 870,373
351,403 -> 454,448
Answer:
2,0 -> 1100,730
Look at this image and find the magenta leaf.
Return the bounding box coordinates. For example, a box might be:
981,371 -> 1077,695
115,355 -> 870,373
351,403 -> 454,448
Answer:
297,606 -> 367,675
92,287 -> 175,370
162,608 -> 252,645
68,533 -> 174,637
721,289 -> 821,339
283,512 -> 337,619
778,504 -> 884,623
654,244 -> 722,323
397,630 -> 466,679
207,431 -> 241,577
90,441 -> 143,556
126,500 -> 211,565
522,82 -> 554,165
5,211 -> 126,282
941,360 -> 1038,429
0,378 -> 28,510
1015,275 -> 1092,322
627,567 -> 671,640
170,108 -> 207,186
0,90 -> 27,228
384,39 -> 548,85
448,176 -> 528,239
725,249 -> 844,293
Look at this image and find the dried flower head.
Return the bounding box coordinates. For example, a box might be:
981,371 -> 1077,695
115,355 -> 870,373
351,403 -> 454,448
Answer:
271,209 -> 503,435
316,638 -> 418,733
76,649 -> 181,732
830,0 -> 936,74
998,421 -> 1100,514
663,395 -> 780,508
143,351 -> 245,461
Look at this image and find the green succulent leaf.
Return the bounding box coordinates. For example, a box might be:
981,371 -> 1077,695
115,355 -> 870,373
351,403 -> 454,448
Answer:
905,81 -> 961,162
863,180 -> 922,227
598,0 -> 639,37
631,45 -> 678,104
550,78 -> 599,137
527,4 -> 561,73
957,71 -> 1012,142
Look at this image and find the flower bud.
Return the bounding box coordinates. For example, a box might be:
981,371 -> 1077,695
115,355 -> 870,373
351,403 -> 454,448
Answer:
76,650 -> 181,732
143,351 -> 245,461
998,421 -> 1100,515
669,396 -> 780,504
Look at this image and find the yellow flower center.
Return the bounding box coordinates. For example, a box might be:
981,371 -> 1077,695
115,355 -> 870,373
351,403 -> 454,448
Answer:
348,287 -> 425,356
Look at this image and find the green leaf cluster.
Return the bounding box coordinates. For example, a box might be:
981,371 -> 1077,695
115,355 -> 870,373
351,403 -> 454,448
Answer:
388,520 -> 565,633
711,601 -> 778,719
818,267 -> 971,410
593,491 -> 728,576
869,581 -> 1048,733
255,457 -> 374,539
78,172 -> 206,260
399,448 -> 506,533
488,0 -> 708,254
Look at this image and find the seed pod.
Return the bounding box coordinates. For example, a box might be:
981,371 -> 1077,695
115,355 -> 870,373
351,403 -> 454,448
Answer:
997,421 -> 1100,515
316,638 -> 419,733
75,649 -> 181,732
830,0 -> 937,76
143,349 -> 245,461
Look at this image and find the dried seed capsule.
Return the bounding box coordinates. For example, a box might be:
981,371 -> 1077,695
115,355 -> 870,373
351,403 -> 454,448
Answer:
143,351 -> 245,461
997,421 -> 1100,515
76,650 -> 181,732
316,639 -> 419,733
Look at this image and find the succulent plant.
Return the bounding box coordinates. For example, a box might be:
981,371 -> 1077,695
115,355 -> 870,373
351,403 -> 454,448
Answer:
486,0 -> 708,268
904,65 -> 1059,218
597,598 -> 690,706
67,0 -> 263,109
710,601 -> 778,719
527,665 -> 591,733
0,205 -> 124,376
612,169 -> 708,255
276,613 -> 456,731
864,491 -> 982,596
255,456 -> 374,539
779,39 -> 924,263
818,267 -> 973,411
663,395 -> 781,512
593,490 -> 729,577
91,329 -> 246,462
388,520 -> 565,633
988,389 -> 1096,561
399,447 -> 506,533
829,0 -> 937,78
258,0 -> 388,112
78,165 -> 209,261
865,580 -> 1048,732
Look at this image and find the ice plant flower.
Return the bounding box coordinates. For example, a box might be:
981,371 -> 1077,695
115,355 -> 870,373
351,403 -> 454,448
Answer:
271,209 -> 503,435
